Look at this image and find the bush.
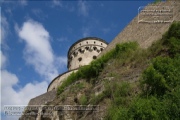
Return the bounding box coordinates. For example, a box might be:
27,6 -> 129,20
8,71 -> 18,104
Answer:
141,55 -> 180,96
128,97 -> 165,120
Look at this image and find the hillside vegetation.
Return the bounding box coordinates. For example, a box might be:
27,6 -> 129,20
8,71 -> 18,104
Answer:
54,21 -> 180,120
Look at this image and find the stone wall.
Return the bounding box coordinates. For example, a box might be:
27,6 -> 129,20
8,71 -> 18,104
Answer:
99,1 -> 180,57
47,69 -> 78,92
28,90 -> 56,105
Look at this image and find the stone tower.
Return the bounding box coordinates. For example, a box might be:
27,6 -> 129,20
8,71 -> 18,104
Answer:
47,37 -> 108,92
67,37 -> 108,70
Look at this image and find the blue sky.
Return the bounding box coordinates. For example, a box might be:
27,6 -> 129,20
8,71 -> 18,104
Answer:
1,0 -> 154,119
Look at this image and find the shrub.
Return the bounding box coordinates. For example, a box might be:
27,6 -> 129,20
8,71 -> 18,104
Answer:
141,55 -> 180,96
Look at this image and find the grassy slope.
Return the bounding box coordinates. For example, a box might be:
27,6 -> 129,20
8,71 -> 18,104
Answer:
54,21 -> 180,119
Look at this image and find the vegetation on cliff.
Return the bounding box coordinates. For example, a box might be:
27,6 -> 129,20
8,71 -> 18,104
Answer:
56,21 -> 180,119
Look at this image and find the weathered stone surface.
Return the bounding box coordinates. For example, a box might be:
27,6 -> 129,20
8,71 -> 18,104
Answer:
28,90 -> 56,105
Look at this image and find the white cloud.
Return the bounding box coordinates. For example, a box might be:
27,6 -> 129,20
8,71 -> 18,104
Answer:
0,51 -> 48,112
78,0 -> 89,17
17,20 -> 61,81
16,19 -> 67,81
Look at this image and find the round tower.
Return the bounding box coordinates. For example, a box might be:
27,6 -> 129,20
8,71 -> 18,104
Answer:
67,37 -> 108,70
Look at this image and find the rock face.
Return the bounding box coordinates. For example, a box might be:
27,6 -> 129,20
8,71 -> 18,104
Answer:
99,1 -> 180,57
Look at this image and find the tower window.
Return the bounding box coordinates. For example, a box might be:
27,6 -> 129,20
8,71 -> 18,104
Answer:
93,56 -> 97,59
94,41 -> 96,44
78,57 -> 82,62
101,43 -> 103,45
93,47 -> 97,50
86,41 -> 88,44
79,49 -> 82,52
85,47 -> 89,50
100,48 -> 104,51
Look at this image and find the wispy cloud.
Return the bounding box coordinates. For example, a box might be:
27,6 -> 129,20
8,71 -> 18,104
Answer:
31,8 -> 48,20
51,0 -> 62,7
78,0 -> 89,17
19,0 -> 28,6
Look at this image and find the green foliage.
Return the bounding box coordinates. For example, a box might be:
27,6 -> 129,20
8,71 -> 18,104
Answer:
57,42 -> 138,95
163,85 -> 180,119
90,92 -> 107,105
79,94 -> 88,105
163,22 -> 180,56
141,56 -> 180,96
105,82 -> 133,120
128,97 -> 166,120
165,21 -> 180,40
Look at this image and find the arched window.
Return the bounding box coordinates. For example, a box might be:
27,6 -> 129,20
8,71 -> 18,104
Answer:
85,47 -> 89,50
93,56 -> 97,59
94,41 -> 96,44
93,47 -> 97,50
79,49 -> 82,52
78,57 -> 82,62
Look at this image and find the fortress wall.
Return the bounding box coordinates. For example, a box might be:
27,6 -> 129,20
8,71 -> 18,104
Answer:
47,69 -> 78,92
28,90 -> 56,105
99,1 -> 180,57
68,39 -> 107,70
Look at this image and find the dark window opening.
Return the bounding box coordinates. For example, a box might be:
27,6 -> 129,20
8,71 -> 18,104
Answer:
86,41 -> 88,44
79,49 -> 82,52
94,41 -> 96,44
85,47 -> 89,50
101,43 -> 103,45
79,43 -> 81,46
78,57 -> 82,62
93,47 -> 97,50
93,56 -> 97,59
100,48 -> 104,51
